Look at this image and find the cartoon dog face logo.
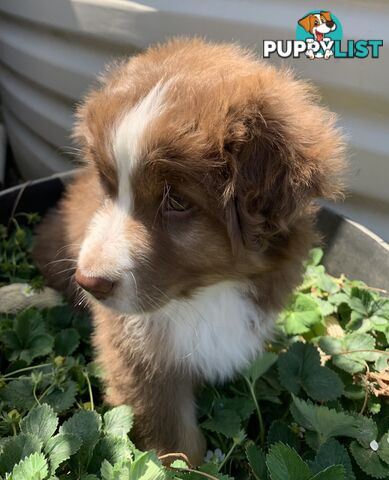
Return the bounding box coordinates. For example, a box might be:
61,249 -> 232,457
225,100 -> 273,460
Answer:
298,11 -> 337,59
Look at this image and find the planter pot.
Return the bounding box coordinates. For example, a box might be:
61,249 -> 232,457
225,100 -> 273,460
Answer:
1,172 -> 388,293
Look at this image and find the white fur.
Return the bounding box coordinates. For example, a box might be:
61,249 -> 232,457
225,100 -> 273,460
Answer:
78,201 -> 132,278
152,281 -> 273,382
112,81 -> 170,212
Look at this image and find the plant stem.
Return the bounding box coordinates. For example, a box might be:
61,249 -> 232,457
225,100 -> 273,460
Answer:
168,467 -> 220,480
244,376 -> 265,446
33,382 -> 41,406
84,370 -> 94,410
218,440 -> 238,472
3,363 -> 52,378
38,383 -> 55,403
331,349 -> 389,356
359,363 -> 370,416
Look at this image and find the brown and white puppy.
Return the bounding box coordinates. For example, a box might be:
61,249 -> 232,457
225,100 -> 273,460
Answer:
33,38 -> 345,465
298,11 -> 337,59
298,11 -> 337,42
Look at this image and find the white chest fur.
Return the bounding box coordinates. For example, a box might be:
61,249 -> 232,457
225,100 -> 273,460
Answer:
151,281 -> 273,382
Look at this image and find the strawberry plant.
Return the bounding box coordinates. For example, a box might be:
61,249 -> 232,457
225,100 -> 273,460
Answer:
0,219 -> 388,479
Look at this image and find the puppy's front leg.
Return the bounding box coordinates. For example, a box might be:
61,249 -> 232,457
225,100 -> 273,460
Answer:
130,372 -> 206,467
93,307 -> 206,466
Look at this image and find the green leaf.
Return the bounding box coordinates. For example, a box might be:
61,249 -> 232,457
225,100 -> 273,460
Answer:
329,292 -> 350,307
213,396 -> 255,421
350,440 -> 389,479
282,294 -> 322,335
103,406 -> 133,437
278,343 -> 343,401
197,463 -> 234,480
9,452 -> 48,480
60,410 -> 102,471
246,443 -> 267,480
352,415 -> 378,448
14,309 -> 45,344
266,442 -> 311,480
54,328 -> 80,356
310,439 -> 355,480
0,378 -> 36,409
1,330 -> 22,352
44,381 -> 77,413
378,433 -> 389,466
202,409 -> 241,438
306,248 -> 324,267
290,396 -> 360,446
129,451 -> 166,480
319,333 -> 377,374
20,404 -> 58,444
0,434 -> 42,475
310,465 -> 345,480
244,352 -> 278,384
100,459 -> 130,480
299,265 -> 339,294
45,305 -> 73,330
44,433 -> 82,472
88,435 -> 133,474
19,334 -> 54,365
7,309 -> 54,365
267,421 -> 299,450
375,351 -> 389,372
312,297 -> 336,317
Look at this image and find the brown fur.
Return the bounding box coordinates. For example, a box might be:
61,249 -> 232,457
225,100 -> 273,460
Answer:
33,38 -> 345,464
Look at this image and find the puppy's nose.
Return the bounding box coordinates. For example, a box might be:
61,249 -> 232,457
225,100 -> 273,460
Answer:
75,269 -> 114,299
326,20 -> 334,28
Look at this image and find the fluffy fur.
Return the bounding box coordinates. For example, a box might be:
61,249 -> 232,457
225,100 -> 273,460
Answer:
33,38 -> 345,465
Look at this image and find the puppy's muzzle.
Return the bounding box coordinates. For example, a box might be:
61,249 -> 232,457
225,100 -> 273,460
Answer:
75,269 -> 114,299
326,20 -> 335,28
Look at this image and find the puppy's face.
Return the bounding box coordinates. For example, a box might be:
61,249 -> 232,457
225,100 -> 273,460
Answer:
299,12 -> 336,41
77,80 -> 238,314
74,39 -> 344,314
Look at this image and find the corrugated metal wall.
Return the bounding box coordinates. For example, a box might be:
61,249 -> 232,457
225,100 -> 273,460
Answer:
0,0 -> 388,240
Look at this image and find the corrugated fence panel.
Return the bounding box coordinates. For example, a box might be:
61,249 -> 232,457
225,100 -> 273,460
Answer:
0,0 -> 388,240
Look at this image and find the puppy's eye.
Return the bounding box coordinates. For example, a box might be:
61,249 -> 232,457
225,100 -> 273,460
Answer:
164,195 -> 191,213
314,20 -> 319,25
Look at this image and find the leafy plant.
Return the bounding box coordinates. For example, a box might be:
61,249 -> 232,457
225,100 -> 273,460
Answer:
0,222 -> 388,479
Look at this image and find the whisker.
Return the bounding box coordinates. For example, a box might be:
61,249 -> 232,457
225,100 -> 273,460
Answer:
55,243 -> 81,257
46,258 -> 78,266
53,266 -> 77,277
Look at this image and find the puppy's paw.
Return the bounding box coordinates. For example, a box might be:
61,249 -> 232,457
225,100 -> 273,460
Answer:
324,50 -> 333,60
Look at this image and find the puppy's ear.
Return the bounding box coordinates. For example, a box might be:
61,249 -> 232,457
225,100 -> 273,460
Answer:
320,11 -> 332,22
298,14 -> 314,32
223,69 -> 346,251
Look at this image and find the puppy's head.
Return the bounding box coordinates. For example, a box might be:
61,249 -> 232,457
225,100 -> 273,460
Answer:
73,38 -> 345,314
298,12 -> 337,40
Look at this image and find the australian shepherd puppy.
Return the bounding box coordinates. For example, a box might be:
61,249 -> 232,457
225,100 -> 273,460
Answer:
34,38 -> 345,465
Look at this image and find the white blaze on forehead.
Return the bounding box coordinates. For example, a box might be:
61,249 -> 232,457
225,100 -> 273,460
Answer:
112,80 -> 170,212
79,82 -> 170,278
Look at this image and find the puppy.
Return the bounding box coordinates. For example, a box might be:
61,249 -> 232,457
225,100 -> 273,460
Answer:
298,11 -> 337,59
33,38 -> 345,465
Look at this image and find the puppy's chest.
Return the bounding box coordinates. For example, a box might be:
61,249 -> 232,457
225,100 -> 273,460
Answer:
149,281 -> 272,382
